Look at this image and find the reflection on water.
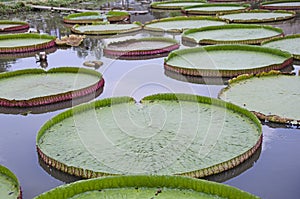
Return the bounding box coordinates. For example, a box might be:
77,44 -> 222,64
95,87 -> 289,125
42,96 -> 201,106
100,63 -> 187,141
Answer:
0,4 -> 300,199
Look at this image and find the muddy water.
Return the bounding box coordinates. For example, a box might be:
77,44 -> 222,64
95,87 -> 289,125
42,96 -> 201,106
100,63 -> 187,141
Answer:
0,4 -> 300,199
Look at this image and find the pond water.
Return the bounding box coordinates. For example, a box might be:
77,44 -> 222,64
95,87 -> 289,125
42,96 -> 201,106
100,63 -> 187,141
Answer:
0,2 -> 300,199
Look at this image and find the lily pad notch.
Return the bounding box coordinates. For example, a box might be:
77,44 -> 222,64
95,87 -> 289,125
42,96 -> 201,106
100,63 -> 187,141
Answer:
0,67 -> 104,107
34,175 -> 259,199
164,45 -> 293,77
103,37 -> 180,58
0,33 -> 56,53
37,93 -> 262,179
0,165 -> 22,199
0,20 -> 29,33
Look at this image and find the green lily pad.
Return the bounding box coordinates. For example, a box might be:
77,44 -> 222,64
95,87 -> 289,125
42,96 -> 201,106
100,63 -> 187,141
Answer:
34,175 -> 259,199
0,67 -> 104,107
144,16 -> 226,33
260,0 -> 300,10
164,45 -> 292,77
182,24 -> 284,45
37,93 -> 262,178
182,3 -> 250,15
0,33 -> 56,53
71,23 -> 142,35
103,37 -> 179,59
0,165 -> 21,199
218,10 -> 296,23
150,0 -> 205,10
262,34 -> 300,60
218,71 -> 300,125
0,20 -> 29,33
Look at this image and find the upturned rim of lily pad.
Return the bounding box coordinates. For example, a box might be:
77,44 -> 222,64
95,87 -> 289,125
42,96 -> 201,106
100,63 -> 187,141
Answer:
0,33 -> 56,54
182,3 -> 250,15
0,20 -> 29,33
150,0 -> 206,10
71,22 -> 142,35
103,37 -> 180,58
0,67 -> 104,107
218,70 -> 300,125
0,164 -> 22,199
217,9 -> 296,23
164,45 -> 293,77
182,24 -> 284,45
260,0 -> 300,10
34,175 -> 260,199
144,16 -> 226,33
36,93 -> 262,179
261,34 -> 300,60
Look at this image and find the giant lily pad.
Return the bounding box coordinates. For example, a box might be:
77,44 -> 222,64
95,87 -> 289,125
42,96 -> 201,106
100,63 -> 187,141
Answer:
37,93 -> 262,178
103,37 -> 179,59
0,33 -> 56,53
182,3 -> 250,15
218,71 -> 300,125
0,20 -> 29,33
260,0 -> 300,10
0,67 -> 104,107
262,34 -> 300,61
218,10 -> 296,23
182,24 -> 284,45
0,165 -> 21,199
164,45 -> 292,77
34,175 -> 259,199
150,0 -> 205,10
144,16 -> 226,33
71,22 -> 142,35
63,11 -> 130,24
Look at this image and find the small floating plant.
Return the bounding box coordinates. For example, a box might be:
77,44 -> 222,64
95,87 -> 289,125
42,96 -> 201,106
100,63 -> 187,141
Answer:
0,165 -> 22,199
103,37 -> 179,59
0,33 -> 56,53
34,175 -> 259,199
218,71 -> 300,125
0,67 -> 104,107
164,45 -> 292,77
37,93 -> 262,179
182,24 -> 284,45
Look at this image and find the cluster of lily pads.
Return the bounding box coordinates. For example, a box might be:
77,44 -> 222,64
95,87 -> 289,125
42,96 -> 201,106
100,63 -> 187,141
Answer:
1,0 -> 300,198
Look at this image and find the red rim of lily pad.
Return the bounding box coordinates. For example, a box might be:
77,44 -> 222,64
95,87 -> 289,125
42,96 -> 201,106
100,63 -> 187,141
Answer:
0,33 -> 56,54
0,20 -> 29,33
103,37 -> 180,58
0,67 -> 104,107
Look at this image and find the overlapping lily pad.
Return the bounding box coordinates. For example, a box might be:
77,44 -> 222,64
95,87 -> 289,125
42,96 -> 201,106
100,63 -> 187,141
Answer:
164,45 -> 292,77
0,20 -> 29,33
182,24 -> 284,45
150,0 -> 205,10
0,33 -> 56,53
37,93 -> 262,178
218,71 -> 300,125
103,37 -> 179,59
262,34 -> 300,60
71,22 -> 142,35
0,67 -> 104,107
218,10 -> 296,23
260,0 -> 300,10
144,16 -> 226,33
63,11 -> 130,24
34,175 -> 259,199
182,3 -> 250,15
0,165 -> 21,199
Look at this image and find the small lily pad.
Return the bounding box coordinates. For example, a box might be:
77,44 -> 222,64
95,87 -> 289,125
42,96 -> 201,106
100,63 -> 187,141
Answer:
0,165 -> 21,199
260,0 -> 300,10
0,20 -> 29,33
